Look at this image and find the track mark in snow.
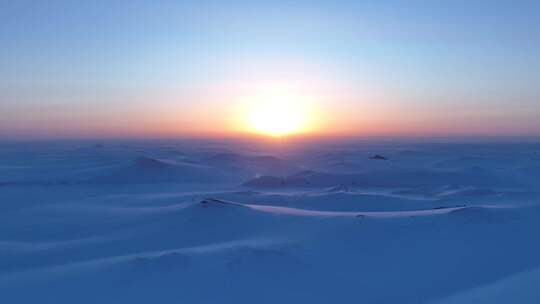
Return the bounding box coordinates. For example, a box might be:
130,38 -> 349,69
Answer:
0,238 -> 292,282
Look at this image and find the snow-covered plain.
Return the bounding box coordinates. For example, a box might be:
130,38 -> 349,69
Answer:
1,139 -> 539,303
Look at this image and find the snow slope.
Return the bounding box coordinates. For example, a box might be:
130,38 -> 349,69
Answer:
0,140 -> 539,303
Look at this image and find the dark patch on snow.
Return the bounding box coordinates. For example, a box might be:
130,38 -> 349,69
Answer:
243,176 -> 288,188
134,156 -> 169,168
200,198 -> 246,208
432,204 -> 467,210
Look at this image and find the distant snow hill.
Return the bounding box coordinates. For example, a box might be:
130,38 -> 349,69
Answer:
0,156 -> 233,185
202,152 -> 302,177
85,156 -> 230,184
243,168 -> 512,189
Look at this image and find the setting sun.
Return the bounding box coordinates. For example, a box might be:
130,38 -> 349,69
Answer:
244,95 -> 311,137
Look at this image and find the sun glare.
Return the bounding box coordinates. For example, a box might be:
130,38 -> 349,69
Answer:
244,95 -> 311,137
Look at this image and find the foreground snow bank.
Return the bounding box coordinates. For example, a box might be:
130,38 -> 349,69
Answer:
436,267 -> 540,304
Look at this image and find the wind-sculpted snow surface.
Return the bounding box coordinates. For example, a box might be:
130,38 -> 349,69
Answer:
0,140 -> 539,303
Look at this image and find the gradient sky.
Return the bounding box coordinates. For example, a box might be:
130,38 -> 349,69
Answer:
1,0 -> 539,138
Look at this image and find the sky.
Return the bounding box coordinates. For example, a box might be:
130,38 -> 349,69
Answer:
1,0 -> 539,139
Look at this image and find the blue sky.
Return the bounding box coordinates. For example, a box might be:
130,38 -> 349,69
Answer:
1,0 -> 539,138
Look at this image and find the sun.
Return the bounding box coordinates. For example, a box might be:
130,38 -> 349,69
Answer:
245,95 -> 310,137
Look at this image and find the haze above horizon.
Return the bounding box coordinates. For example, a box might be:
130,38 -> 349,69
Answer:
1,0 -> 539,139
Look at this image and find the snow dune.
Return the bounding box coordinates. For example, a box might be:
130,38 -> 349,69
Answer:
202,198 -> 474,218
0,140 -> 539,303
243,167 -> 515,189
